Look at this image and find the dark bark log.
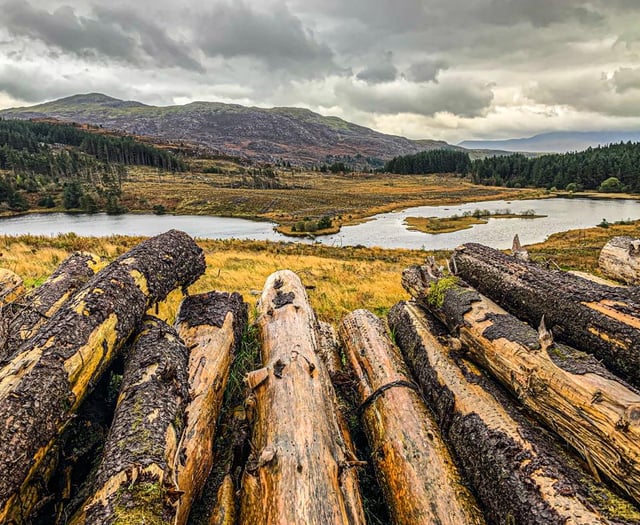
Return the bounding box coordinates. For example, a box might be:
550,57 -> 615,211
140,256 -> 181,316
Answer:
172,291 -> 247,525
239,270 -> 366,525
452,242 -> 640,386
389,300 -> 640,525
0,230 -> 204,523
0,268 -> 23,304
74,316 -> 190,524
599,236 -> 640,285
340,309 -> 485,525
403,264 -> 640,506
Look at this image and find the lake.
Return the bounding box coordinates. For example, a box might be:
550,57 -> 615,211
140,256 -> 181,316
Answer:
1,197 -> 638,250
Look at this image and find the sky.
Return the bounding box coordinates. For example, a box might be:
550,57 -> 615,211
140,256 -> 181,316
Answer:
0,0 -> 639,143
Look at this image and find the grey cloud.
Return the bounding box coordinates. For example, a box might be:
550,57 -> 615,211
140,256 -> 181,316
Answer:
613,67 -> 640,93
480,0 -> 604,28
405,60 -> 448,83
356,52 -> 397,84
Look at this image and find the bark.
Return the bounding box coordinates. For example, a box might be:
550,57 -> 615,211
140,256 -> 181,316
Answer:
388,300 -> 640,525
452,242 -> 640,386
0,229 -> 205,524
317,321 -> 343,378
172,291 -> 247,525
239,270 -> 366,525
0,268 -> 24,304
599,236 -> 640,285
209,475 -> 236,525
339,309 -> 485,525
74,316 -> 190,524
403,264 -> 640,506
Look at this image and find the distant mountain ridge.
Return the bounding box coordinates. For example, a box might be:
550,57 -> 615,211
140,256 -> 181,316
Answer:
459,131 -> 640,154
0,93 -> 462,165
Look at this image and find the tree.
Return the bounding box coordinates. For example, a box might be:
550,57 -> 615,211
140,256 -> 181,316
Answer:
63,181 -> 83,209
599,176 -> 624,193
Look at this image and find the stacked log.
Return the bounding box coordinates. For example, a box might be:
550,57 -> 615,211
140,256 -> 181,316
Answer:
403,263 -> 640,505
0,268 -> 23,304
599,236 -> 640,284
452,242 -> 640,386
389,300 -> 640,524
0,230 -> 205,524
173,291 -> 247,525
340,309 -> 485,525
240,270 -> 366,525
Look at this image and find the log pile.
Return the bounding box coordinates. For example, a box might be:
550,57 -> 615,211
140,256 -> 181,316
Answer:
599,236 -> 640,284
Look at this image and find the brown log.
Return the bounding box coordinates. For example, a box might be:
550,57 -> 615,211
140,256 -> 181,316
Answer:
209,475 -> 236,525
317,321 -> 343,378
388,300 -> 640,525
239,270 -> 366,525
172,291 -> 247,525
0,268 -> 23,304
0,230 -> 205,524
74,316 -> 189,524
403,263 -> 640,506
452,242 -> 640,386
339,309 -> 485,525
599,236 -> 640,285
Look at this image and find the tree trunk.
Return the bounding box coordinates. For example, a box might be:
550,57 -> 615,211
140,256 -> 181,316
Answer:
388,300 -> 640,525
339,309 -> 485,525
209,475 -> 236,525
0,229 -> 205,524
172,291 -> 247,525
74,316 -> 190,524
239,270 -> 366,525
403,264 -> 640,506
0,268 -> 23,304
452,242 -> 640,387
317,321 -> 343,378
599,236 -> 640,285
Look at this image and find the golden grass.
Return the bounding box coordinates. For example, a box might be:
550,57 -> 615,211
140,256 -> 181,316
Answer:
405,213 -> 545,234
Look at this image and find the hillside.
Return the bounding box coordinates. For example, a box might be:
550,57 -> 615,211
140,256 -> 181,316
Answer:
0,93 -> 461,166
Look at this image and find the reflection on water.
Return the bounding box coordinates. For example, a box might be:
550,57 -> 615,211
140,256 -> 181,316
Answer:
1,197 -> 639,250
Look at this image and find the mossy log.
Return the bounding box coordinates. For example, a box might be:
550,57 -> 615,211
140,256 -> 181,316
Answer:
172,291 -> 247,525
0,229 -> 205,524
74,316 -> 189,524
339,309 -> 485,525
452,242 -> 640,386
0,268 -> 24,304
239,270 -> 366,525
599,236 -> 640,285
403,264 -> 640,506
388,300 -> 640,525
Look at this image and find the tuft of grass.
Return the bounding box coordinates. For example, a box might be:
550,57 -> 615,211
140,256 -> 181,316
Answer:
427,276 -> 459,308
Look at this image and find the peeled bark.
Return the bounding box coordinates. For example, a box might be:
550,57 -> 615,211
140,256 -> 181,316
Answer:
172,291 -> 247,525
403,264 -> 640,506
599,236 -> 640,285
239,270 -> 366,525
0,268 -> 23,304
389,300 -> 640,525
452,242 -> 640,386
340,309 -> 485,525
74,316 -> 189,524
0,230 -> 205,524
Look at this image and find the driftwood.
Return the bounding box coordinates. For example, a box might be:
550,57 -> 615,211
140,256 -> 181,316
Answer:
172,291 -> 247,525
403,264 -> 640,505
0,230 -> 205,523
0,268 -> 23,304
452,242 -> 640,386
239,270 -> 366,525
389,300 -> 640,525
599,236 -> 640,285
74,316 -> 189,524
340,309 -> 485,525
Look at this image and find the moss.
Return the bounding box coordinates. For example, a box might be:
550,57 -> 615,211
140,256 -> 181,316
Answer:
581,478 -> 640,521
427,276 -> 459,309
112,481 -> 167,525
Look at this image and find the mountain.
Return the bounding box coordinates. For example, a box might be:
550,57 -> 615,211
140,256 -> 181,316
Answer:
0,93 -> 464,165
459,131 -> 640,154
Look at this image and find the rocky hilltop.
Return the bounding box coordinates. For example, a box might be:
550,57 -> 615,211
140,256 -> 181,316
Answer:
0,93 -> 460,165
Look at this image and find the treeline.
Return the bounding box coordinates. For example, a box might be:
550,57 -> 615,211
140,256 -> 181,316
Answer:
384,150 -> 471,174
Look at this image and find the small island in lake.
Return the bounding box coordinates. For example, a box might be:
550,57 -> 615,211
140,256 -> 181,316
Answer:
405,208 -> 546,234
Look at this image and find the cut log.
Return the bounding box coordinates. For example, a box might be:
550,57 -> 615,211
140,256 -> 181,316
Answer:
403,264 -> 640,506
0,229 -> 205,524
209,475 -> 236,525
452,242 -> 640,386
239,270 -> 366,525
172,291 -> 248,525
339,309 -> 485,525
599,236 -> 640,285
317,321 -> 344,378
74,316 -> 189,524
1,252 -> 102,362
388,300 -> 640,525
0,268 -> 24,304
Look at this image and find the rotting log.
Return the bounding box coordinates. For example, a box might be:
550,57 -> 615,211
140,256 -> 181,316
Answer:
209,475 -> 236,525
239,270 -> 366,525
173,291 -> 247,525
599,236 -> 640,285
452,242 -> 640,386
0,229 -> 205,524
389,300 -> 640,525
0,268 -> 23,304
317,321 -> 344,378
74,316 -> 189,524
403,264 -> 640,506
339,309 -> 485,525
